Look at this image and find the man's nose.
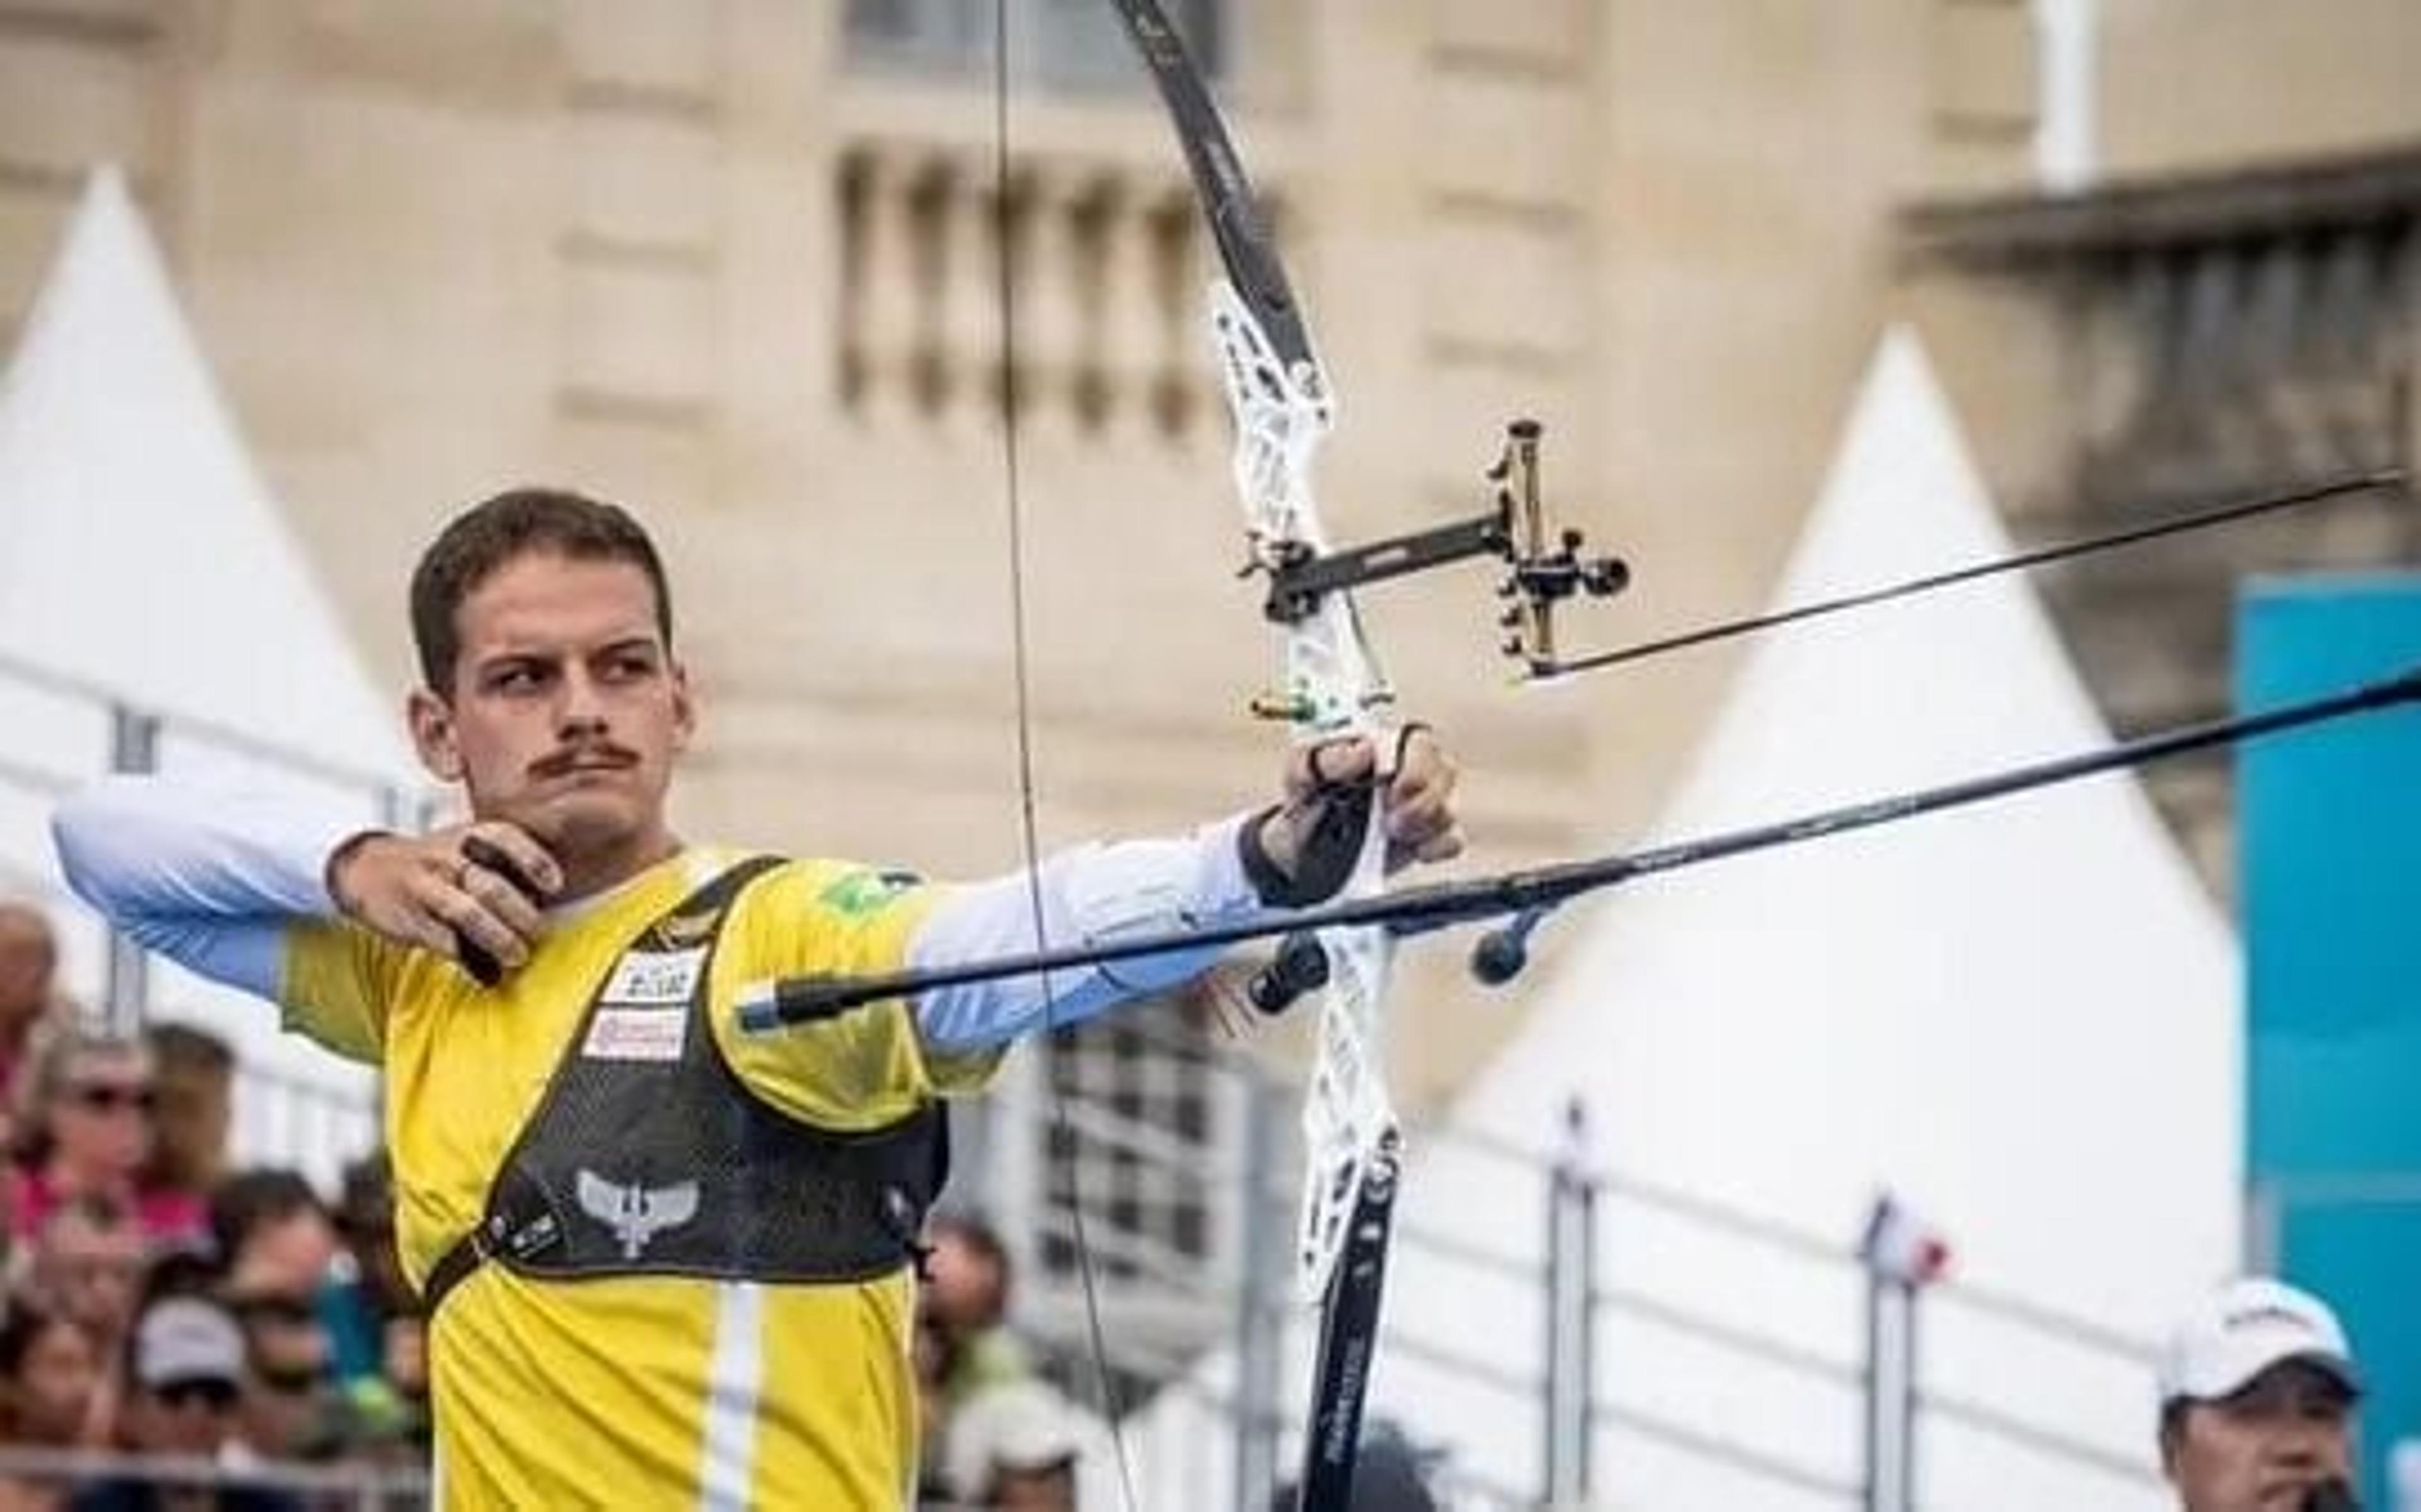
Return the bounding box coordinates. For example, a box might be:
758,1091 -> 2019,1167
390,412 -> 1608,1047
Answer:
554,668 -> 610,732
2270,1424 -> 2340,1472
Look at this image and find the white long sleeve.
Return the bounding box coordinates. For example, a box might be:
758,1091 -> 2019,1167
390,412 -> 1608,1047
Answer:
50,775 -> 368,1001
906,814 -> 1265,1053
54,773 -> 1275,1056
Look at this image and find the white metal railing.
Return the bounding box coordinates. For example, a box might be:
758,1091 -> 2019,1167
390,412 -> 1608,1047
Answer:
0,649 -> 414,1182
0,1446 -> 428,1509
974,1007 -> 2172,1512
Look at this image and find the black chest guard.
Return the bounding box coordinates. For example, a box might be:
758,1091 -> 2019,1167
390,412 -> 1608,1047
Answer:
421,856 -> 948,1312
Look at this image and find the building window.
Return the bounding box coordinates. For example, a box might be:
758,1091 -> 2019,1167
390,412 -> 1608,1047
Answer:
1040,1001 -> 1226,1286
845,0 -> 1226,91
969,990 -> 1252,1394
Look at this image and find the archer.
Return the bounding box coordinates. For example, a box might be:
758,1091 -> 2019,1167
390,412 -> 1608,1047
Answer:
52,487 -> 1463,1509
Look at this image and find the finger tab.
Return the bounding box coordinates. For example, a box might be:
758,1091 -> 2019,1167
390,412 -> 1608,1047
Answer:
461,834 -> 545,902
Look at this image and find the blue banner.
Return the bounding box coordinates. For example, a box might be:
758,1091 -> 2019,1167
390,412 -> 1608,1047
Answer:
2239,574 -> 2421,1511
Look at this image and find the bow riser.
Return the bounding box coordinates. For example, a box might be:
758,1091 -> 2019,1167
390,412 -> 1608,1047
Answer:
1205,248 -> 1403,1307
1295,913 -> 1394,1293
1113,4 -> 1417,1502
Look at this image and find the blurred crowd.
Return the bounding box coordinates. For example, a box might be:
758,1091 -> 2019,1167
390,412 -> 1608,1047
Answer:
0,903 -> 425,1509
910,1213 -> 1447,1511
0,883 -> 1134,1511
914,1213 -> 1109,1511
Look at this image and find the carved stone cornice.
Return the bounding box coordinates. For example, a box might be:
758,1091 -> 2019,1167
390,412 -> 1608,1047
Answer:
1894,146 -> 2420,905
1899,144 -> 2421,267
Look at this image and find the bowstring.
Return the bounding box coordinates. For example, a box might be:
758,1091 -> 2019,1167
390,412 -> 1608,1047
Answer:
989,4 -> 1141,1506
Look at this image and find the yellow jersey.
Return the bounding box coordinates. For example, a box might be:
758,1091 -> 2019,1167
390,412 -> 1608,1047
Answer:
282,848 -> 999,1510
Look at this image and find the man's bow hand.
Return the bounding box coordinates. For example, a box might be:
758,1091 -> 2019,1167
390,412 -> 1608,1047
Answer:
1244,727 -> 1463,908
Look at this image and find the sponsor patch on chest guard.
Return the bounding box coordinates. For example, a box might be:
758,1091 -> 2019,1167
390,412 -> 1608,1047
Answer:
599,945 -> 707,1006
581,1006 -> 688,1062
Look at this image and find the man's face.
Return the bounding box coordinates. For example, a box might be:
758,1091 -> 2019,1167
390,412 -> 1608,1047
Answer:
2166,1361 -> 2357,1512
6,1318 -> 97,1444
130,1375 -> 241,1458
240,1305 -> 334,1457
409,551 -> 692,863
926,1228 -> 1007,1339
35,1213 -> 144,1342
234,1208 -> 339,1299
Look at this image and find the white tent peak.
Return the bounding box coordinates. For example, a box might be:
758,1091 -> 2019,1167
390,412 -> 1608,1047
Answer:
1787,322 -> 2016,593
1463,318 -> 2237,1226
0,164 -> 412,785
1633,319 -> 2139,833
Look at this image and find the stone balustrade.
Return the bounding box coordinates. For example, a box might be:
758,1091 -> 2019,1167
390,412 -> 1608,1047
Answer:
833,129 -> 1294,446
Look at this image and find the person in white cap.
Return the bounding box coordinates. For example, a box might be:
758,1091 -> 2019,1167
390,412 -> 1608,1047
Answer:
940,1379 -> 1100,1511
75,1294 -> 301,1511
2157,1277 -> 2362,1512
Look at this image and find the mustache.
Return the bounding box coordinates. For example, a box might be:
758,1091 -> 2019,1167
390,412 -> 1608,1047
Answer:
528,743 -> 641,780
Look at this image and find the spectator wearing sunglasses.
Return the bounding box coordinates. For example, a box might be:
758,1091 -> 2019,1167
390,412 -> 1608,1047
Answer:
71,1296 -> 298,1512
203,1174 -> 345,1463
223,1289 -> 337,1463
10,1031 -> 203,1249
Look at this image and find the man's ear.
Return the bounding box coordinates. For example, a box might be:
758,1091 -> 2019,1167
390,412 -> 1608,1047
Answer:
407,688 -> 465,784
668,661 -> 697,757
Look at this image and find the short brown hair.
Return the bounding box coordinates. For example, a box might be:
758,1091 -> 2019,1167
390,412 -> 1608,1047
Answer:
208,1168 -> 327,1271
144,1022 -> 233,1077
409,488 -> 674,695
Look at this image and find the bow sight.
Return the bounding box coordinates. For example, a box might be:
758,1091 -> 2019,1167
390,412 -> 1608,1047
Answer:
1248,420 -> 1629,676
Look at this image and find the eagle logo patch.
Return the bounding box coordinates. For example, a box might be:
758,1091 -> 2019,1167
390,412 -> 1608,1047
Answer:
574,1171 -> 700,1260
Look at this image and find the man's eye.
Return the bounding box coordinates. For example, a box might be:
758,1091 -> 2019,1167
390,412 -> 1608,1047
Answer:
491,666 -> 545,693
605,655 -> 658,681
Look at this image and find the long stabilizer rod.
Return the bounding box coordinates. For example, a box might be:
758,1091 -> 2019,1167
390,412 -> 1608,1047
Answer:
741,663 -> 2421,1028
